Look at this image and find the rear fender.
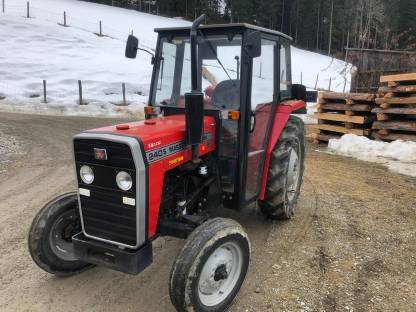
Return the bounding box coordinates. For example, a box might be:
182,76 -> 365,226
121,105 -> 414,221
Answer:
258,100 -> 305,200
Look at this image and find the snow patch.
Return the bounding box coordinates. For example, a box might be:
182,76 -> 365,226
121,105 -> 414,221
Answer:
328,134 -> 416,177
0,0 -> 351,117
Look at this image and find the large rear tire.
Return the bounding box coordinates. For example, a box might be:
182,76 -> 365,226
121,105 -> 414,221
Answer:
169,218 -> 250,312
259,116 -> 305,219
28,192 -> 92,276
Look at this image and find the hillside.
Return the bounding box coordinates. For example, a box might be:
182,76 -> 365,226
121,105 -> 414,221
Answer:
0,0 -> 352,116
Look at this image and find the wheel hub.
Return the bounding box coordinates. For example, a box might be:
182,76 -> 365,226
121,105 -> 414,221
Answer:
214,264 -> 228,281
198,241 -> 243,307
49,210 -> 80,262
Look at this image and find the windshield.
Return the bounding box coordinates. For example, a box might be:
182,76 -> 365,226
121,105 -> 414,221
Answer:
152,33 -> 242,109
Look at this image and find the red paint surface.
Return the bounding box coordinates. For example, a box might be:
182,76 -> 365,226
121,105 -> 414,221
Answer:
258,100 -> 306,200
88,115 -> 216,238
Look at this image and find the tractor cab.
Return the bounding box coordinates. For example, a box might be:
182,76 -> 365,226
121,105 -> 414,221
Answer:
129,22 -> 303,209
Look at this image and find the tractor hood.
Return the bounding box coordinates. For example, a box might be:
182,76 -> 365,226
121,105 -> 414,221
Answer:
86,115 -> 216,157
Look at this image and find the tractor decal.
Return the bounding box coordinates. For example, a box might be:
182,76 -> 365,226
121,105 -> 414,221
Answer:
145,131 -> 213,163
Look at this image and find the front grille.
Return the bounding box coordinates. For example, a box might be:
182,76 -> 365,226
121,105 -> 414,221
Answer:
74,138 -> 138,247
80,189 -> 137,246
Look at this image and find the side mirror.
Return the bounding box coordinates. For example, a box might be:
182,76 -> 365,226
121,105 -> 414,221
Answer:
125,35 -> 139,59
291,84 -> 307,102
291,84 -> 307,114
245,31 -> 261,58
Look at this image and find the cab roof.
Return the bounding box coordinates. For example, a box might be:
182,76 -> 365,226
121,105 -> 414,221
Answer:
154,23 -> 292,41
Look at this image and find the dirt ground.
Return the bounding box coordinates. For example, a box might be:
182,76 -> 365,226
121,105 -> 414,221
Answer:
0,112 -> 415,312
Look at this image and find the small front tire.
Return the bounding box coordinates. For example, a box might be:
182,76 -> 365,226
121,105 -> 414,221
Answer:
169,218 -> 250,312
28,192 -> 92,276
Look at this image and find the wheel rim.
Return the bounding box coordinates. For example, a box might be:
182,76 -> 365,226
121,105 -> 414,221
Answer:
197,241 -> 243,307
49,209 -> 80,262
287,146 -> 301,202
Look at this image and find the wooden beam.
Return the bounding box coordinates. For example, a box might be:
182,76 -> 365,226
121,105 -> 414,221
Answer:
319,103 -> 372,111
375,97 -> 416,105
372,131 -> 416,142
313,132 -> 341,142
313,112 -> 370,124
312,124 -> 370,136
388,81 -> 398,87
380,73 -> 416,83
372,107 -> 416,115
378,129 -> 390,135
319,92 -> 375,102
378,85 -> 416,94
376,113 -> 389,121
372,121 -> 416,132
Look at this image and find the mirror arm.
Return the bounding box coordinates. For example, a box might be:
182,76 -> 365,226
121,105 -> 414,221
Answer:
137,47 -> 155,58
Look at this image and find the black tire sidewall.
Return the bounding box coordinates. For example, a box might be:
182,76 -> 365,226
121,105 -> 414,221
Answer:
190,233 -> 250,312
28,192 -> 91,276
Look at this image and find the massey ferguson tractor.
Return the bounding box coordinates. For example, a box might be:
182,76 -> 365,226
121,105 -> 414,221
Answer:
28,15 -> 306,312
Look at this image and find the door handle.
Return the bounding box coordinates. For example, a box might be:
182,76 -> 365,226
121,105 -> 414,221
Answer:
250,111 -> 256,133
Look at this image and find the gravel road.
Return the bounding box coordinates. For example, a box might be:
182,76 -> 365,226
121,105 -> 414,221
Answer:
0,112 -> 415,312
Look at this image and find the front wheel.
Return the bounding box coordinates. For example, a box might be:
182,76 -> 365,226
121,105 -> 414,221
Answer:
169,218 -> 250,312
28,192 -> 92,276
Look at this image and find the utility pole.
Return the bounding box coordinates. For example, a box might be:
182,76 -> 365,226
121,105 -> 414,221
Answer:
316,0 -> 320,51
230,0 -> 233,23
328,0 -> 334,55
345,31 -> 350,62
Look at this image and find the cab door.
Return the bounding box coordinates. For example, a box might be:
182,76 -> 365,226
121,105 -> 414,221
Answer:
244,38 -> 278,201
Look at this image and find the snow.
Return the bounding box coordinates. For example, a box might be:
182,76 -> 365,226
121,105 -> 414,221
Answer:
0,0 -> 351,117
328,134 -> 416,177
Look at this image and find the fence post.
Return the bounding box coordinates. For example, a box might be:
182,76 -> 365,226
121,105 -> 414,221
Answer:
42,80 -> 47,103
328,77 -> 332,91
26,1 -> 30,18
99,20 -> 102,36
2,0 -> 5,14
300,72 -> 303,85
314,73 -> 319,89
63,11 -> 66,26
122,83 -> 126,106
78,80 -> 83,105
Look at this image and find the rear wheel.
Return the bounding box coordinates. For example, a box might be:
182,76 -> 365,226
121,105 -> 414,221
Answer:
169,218 -> 250,312
259,116 -> 305,219
28,192 -> 92,276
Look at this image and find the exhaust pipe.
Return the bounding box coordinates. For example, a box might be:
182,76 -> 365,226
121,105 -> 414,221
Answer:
185,14 -> 205,162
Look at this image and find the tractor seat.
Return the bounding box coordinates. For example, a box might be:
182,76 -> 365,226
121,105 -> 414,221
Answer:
211,79 -> 240,110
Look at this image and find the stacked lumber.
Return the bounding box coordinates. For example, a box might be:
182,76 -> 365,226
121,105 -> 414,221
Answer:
372,73 -> 416,142
312,92 -> 376,143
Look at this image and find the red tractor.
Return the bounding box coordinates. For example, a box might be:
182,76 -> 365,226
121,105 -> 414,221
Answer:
29,15 -> 306,312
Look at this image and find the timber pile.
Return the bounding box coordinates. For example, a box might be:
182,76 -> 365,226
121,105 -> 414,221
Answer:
372,73 -> 416,142
312,92 -> 376,143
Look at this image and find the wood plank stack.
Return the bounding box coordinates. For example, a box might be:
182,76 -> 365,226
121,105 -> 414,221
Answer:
372,73 -> 416,142
312,92 -> 376,143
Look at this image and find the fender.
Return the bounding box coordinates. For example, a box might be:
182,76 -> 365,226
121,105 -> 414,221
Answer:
258,99 -> 305,200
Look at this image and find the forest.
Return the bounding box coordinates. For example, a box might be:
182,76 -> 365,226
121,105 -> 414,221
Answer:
137,0 -> 416,58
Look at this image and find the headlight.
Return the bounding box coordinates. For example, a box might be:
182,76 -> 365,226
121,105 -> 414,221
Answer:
80,165 -> 94,184
116,171 -> 132,191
